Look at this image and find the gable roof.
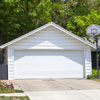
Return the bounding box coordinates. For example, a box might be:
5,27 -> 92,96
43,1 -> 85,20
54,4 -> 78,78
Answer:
0,22 -> 96,49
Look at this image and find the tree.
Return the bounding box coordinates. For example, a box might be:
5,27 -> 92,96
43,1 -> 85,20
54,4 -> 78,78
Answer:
1,0 -> 53,43
1,0 -> 100,44
67,9 -> 100,37
0,0 -> 4,45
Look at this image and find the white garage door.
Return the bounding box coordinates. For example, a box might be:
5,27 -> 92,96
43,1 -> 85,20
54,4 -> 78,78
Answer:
14,50 -> 84,79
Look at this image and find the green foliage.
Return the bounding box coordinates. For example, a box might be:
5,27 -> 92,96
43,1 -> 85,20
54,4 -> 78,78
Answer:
35,0 -> 52,22
92,69 -> 100,77
87,69 -> 100,79
0,89 -> 24,93
67,9 -> 100,37
15,89 -> 24,93
87,75 -> 93,79
1,0 -> 100,43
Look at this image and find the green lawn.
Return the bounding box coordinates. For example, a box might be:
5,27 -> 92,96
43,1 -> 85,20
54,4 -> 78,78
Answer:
0,96 -> 30,100
0,90 -> 24,93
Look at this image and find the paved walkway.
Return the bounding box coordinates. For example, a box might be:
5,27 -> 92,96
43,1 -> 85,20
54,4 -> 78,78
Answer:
1,90 -> 100,100
0,93 -> 26,96
0,89 -> 100,100
25,90 -> 100,100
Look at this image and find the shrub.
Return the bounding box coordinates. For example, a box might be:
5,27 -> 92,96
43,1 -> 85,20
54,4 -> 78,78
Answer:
0,81 -> 14,93
87,75 -> 93,79
92,69 -> 100,77
87,69 -> 100,79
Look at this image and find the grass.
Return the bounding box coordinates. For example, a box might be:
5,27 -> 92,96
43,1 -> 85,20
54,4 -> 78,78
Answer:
93,79 -> 100,82
15,90 -> 24,93
0,90 -> 24,93
0,96 -> 30,100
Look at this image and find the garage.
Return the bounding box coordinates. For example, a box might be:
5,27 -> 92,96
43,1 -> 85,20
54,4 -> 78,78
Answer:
0,22 -> 95,80
14,50 -> 84,79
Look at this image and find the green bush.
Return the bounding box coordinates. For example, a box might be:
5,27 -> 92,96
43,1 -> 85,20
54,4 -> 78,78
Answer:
87,75 -> 93,79
92,69 -> 100,77
87,69 -> 100,79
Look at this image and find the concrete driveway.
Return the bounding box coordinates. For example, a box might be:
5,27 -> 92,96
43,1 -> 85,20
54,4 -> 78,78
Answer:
12,79 -> 100,92
11,79 -> 100,100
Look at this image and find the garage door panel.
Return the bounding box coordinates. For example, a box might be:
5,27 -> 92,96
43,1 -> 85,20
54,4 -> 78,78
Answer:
16,71 -> 83,78
14,50 -> 84,79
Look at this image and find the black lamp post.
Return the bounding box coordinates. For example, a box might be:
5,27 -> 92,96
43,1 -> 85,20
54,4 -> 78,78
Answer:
95,36 -> 99,78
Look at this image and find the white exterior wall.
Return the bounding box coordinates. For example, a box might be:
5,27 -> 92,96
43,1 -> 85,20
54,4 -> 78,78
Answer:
84,48 -> 92,77
11,26 -> 89,50
7,26 -> 92,80
8,47 -> 14,80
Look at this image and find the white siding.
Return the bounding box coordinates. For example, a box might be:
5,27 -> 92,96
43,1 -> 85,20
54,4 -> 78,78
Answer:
8,47 -> 14,80
11,26 -> 88,50
84,48 -> 92,77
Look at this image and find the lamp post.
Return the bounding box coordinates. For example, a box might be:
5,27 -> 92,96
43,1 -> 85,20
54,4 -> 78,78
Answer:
86,24 -> 100,78
95,36 -> 99,78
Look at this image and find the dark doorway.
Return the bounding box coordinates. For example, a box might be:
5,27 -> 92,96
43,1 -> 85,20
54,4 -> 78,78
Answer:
0,65 -> 8,80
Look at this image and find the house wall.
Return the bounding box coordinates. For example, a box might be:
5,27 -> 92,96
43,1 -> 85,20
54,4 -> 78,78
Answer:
7,26 -> 92,80
8,47 -> 14,80
84,48 -> 92,77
